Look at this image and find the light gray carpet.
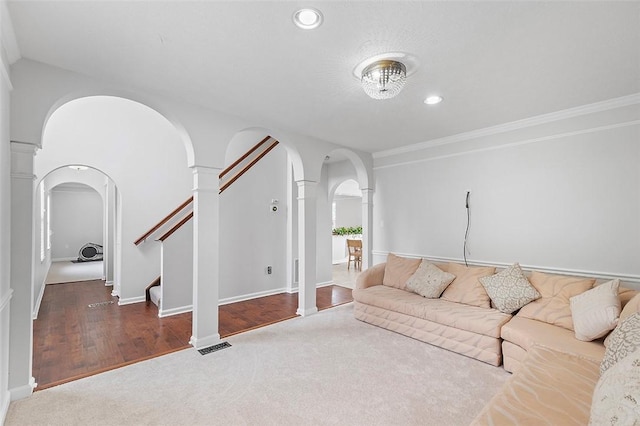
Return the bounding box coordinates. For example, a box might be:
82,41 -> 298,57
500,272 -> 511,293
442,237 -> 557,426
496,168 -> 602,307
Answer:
45,260 -> 104,284
6,303 -> 509,425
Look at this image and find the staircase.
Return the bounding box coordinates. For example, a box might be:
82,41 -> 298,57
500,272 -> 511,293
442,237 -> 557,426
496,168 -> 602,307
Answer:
134,135 -> 280,315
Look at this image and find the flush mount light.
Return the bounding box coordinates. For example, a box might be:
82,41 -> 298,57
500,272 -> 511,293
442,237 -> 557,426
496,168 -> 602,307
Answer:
424,95 -> 443,105
354,52 -> 418,100
293,8 -> 323,30
68,165 -> 88,171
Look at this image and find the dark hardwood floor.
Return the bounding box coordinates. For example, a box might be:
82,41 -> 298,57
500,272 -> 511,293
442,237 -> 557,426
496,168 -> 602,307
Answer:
33,280 -> 353,390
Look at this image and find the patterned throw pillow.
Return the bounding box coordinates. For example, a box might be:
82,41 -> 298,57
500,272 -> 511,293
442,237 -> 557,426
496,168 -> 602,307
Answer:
590,347 -> 640,425
441,263 -> 495,308
600,312 -> 640,375
570,280 -> 621,342
478,263 -> 540,314
405,260 -> 456,298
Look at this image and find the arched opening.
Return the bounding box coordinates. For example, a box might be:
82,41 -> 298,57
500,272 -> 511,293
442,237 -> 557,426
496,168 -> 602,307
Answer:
330,179 -> 363,287
30,95 -> 194,388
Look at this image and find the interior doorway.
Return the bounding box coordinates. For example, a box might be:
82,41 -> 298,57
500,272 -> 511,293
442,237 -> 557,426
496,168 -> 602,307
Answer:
331,179 -> 362,289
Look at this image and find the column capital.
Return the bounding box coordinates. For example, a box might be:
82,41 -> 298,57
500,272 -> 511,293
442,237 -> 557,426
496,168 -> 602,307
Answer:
192,165 -> 222,193
10,140 -> 39,155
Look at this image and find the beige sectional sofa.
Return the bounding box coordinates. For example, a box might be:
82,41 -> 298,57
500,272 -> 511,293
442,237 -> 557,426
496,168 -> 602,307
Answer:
353,254 -> 640,424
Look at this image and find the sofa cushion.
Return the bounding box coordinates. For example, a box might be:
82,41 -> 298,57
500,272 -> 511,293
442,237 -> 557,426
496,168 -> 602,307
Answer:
501,316 -> 605,363
516,271 -> 594,330
405,260 -> 456,298
352,285 -> 511,338
471,345 -> 600,426
382,253 -> 421,291
590,347 -> 640,426
620,292 -> 640,322
478,263 -> 540,314
600,312 -> 640,375
570,279 -> 621,342
441,263 -> 495,309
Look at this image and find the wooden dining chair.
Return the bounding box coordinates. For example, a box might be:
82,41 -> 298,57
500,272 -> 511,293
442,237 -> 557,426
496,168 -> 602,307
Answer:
346,239 -> 363,271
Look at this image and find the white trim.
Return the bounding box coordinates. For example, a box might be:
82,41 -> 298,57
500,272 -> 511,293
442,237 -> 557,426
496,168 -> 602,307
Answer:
0,288 -> 13,312
105,280 -> 114,286
32,278 -> 46,320
9,377 -> 36,401
1,391 -> 10,426
117,296 -> 145,306
51,257 -> 78,262
372,250 -> 640,285
374,120 -> 640,171
158,304 -> 193,318
189,333 -> 221,350
219,288 -> 289,306
296,306 -> 318,316
373,93 -> 640,159
285,280 -> 335,293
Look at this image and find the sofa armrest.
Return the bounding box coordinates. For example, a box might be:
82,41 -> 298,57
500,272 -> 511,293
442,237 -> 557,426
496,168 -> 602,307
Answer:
355,262 -> 386,290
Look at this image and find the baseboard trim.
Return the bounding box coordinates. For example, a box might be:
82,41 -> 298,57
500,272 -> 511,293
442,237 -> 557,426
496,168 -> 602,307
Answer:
372,250 -> 640,285
117,296 -> 145,306
219,288 -> 288,306
0,393 -> 8,426
286,280 -> 335,293
9,377 -> 36,401
51,257 -> 77,262
189,333 -> 221,350
32,277 -> 47,320
159,304 -> 193,318
105,280 -> 113,286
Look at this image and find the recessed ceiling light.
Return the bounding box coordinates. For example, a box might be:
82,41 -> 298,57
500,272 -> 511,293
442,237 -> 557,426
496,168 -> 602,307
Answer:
293,8 -> 323,30
424,95 -> 443,105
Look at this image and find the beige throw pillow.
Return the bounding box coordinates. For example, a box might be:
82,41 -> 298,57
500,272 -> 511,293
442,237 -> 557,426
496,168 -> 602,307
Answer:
382,253 -> 421,291
570,279 -> 621,342
405,260 -> 456,298
590,348 -> 640,426
478,263 -> 540,314
600,312 -> 640,375
516,271 -> 594,331
441,263 -> 495,308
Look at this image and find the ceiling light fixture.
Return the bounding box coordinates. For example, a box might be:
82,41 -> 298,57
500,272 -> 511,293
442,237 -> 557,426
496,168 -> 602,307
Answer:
424,95 -> 443,105
293,8 -> 323,30
360,59 -> 407,100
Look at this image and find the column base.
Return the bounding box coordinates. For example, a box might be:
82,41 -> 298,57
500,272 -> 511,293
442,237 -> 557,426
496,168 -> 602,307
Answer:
296,306 -> 318,317
189,333 -> 221,350
10,377 -> 36,401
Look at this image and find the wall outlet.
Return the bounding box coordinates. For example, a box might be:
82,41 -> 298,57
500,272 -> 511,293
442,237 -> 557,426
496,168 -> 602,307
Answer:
266,266 -> 272,275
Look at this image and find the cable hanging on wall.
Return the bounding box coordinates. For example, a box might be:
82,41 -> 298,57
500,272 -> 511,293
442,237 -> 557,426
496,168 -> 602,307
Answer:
463,191 -> 470,267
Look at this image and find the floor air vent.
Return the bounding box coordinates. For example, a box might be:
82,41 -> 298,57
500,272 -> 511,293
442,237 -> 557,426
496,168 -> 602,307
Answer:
198,341 -> 232,355
87,301 -> 115,308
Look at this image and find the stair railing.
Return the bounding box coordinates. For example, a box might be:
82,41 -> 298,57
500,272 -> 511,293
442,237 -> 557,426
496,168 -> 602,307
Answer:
134,196 -> 193,245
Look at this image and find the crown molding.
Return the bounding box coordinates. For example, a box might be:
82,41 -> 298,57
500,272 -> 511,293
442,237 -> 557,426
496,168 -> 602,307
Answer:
373,93 -> 640,160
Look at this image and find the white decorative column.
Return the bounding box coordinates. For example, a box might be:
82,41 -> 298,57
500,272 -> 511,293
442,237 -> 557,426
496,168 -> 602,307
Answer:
190,166 -> 221,349
9,141 -> 37,400
361,188 -> 374,270
296,180 -> 318,316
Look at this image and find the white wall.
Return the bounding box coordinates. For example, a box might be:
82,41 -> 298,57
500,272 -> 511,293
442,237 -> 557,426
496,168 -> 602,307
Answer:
334,196 -> 362,229
219,145 -> 288,302
373,101 -> 640,285
34,96 -> 193,303
50,184 -> 103,260
0,2 -> 14,416
160,219 -> 192,316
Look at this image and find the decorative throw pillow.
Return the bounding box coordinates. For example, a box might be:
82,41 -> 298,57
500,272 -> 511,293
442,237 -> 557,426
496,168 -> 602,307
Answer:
382,253 -> 421,291
405,260 -> 456,298
478,263 -> 540,314
590,343 -> 640,425
441,263 -> 495,308
516,271 -> 594,331
600,312 -> 640,375
570,279 -> 621,342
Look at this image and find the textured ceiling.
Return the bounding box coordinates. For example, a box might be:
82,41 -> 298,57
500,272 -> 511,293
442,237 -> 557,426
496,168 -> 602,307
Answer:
7,1 -> 640,153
